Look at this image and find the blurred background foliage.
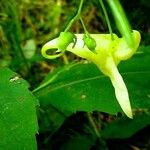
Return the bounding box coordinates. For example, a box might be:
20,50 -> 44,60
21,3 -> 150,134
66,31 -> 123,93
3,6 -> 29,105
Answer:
0,0 -> 150,86
0,0 -> 150,149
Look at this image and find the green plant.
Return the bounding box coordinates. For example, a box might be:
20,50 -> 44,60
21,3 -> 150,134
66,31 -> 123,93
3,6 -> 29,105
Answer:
0,0 -> 150,149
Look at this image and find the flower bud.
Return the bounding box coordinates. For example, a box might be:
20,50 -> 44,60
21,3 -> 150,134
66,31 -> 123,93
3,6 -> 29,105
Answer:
58,32 -> 76,51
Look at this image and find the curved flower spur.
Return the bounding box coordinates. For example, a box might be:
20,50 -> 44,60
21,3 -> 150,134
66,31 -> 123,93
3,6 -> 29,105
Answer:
41,30 -> 141,118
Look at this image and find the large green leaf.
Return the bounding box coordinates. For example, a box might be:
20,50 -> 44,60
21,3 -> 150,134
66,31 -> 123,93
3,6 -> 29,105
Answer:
0,68 -> 38,149
34,46 -> 150,115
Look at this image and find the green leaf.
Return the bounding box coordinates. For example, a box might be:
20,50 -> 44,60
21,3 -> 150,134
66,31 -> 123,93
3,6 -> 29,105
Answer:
101,112 -> 150,139
38,105 -> 70,133
34,46 -> 150,115
34,63 -> 119,114
0,68 -> 38,149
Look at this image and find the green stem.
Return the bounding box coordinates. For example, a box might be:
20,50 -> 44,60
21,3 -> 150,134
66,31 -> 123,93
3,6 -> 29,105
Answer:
87,112 -> 101,138
99,0 -> 113,39
64,0 -> 84,32
80,17 -> 89,35
106,0 -> 134,47
87,113 -> 107,148
62,54 -> 69,64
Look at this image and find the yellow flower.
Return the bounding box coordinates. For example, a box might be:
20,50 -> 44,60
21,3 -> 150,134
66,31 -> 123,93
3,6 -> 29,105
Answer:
41,30 -> 141,118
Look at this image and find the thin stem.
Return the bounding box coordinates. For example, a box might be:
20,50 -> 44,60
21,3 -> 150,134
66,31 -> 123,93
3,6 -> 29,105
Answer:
87,113 -> 107,148
87,112 -> 101,138
80,17 -> 89,35
99,0 -> 114,40
62,54 -> 69,64
64,0 -> 84,32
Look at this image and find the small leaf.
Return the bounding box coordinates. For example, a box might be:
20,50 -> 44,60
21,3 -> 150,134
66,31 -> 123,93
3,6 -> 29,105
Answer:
102,113 -> 150,139
38,105 -> 70,133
